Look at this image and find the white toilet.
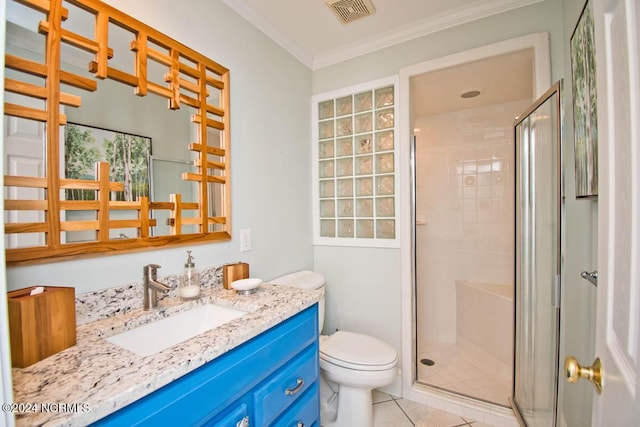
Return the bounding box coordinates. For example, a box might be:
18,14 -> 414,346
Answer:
271,271 -> 398,427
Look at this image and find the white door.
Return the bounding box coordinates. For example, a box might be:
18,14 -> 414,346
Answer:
592,0 -> 640,424
3,93 -> 46,248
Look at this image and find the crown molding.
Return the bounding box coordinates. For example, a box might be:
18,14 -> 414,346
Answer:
312,0 -> 544,69
222,0 -> 544,71
220,0 -> 314,68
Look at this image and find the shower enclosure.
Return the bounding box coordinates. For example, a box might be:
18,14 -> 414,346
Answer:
411,73 -> 563,419
412,91 -> 531,407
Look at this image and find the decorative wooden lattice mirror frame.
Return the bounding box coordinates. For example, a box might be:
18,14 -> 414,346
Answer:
3,0 -> 232,264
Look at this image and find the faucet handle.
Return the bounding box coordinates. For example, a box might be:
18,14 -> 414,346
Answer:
143,264 -> 162,279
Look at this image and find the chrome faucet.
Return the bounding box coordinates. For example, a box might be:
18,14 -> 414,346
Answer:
143,264 -> 171,310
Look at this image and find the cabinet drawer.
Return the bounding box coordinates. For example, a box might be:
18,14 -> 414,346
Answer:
272,382 -> 319,427
254,344 -> 318,426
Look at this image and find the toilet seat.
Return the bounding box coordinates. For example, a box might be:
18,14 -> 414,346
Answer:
320,331 -> 397,371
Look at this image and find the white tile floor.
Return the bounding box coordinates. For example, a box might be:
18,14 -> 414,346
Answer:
416,338 -> 512,406
373,390 -> 496,427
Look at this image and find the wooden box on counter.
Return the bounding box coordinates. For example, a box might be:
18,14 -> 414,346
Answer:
223,262 -> 249,289
8,286 -> 76,368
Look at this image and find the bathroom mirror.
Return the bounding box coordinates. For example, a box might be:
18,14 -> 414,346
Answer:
3,0 -> 231,264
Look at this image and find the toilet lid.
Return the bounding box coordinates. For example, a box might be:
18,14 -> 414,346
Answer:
270,270 -> 325,290
320,331 -> 397,371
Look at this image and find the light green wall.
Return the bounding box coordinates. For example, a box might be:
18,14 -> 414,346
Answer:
4,0 -> 314,293
558,0 -> 598,425
313,0 -> 566,397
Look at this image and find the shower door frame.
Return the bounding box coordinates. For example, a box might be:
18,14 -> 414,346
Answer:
510,81 -> 563,427
399,33 -> 552,422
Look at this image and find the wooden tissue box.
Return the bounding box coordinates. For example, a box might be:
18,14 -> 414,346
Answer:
223,262 -> 249,289
8,286 -> 76,368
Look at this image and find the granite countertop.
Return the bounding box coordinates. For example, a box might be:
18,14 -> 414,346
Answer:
11,276 -> 322,427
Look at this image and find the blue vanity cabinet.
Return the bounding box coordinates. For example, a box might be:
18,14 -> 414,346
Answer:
92,304 -> 319,427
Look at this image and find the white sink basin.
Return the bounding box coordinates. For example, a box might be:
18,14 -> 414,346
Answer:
105,304 -> 247,357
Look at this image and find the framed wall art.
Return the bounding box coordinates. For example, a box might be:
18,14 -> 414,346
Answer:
570,0 -> 598,198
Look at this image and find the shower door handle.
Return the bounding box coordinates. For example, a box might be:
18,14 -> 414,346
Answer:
564,355 -> 603,394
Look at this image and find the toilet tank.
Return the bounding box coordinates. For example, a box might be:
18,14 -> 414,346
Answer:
270,271 -> 325,333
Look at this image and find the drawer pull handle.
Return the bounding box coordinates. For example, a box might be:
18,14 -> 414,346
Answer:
285,378 -> 304,395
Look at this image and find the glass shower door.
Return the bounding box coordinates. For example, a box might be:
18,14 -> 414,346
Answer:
512,82 -> 562,426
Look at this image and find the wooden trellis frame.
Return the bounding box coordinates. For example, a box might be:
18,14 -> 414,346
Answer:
3,0 -> 231,264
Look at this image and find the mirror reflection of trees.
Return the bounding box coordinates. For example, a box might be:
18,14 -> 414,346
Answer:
64,124 -> 99,200
64,124 -> 151,202
105,133 -> 151,202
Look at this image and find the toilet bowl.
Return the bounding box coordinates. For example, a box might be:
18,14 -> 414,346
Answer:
319,331 -> 397,427
270,271 -> 398,427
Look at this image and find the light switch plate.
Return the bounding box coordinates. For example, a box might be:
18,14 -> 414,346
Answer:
240,229 -> 251,252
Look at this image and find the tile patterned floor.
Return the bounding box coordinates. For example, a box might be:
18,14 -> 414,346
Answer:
373,390 -> 496,427
416,338 -> 512,406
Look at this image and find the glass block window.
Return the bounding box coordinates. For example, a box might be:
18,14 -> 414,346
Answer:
312,77 -> 399,247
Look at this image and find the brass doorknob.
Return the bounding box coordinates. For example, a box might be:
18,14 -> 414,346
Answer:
564,355 -> 603,394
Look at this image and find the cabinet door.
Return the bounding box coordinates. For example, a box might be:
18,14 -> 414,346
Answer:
201,397 -> 249,427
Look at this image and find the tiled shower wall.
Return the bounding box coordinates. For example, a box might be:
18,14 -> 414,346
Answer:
415,99 -> 530,343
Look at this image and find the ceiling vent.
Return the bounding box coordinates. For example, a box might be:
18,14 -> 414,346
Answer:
324,0 -> 376,24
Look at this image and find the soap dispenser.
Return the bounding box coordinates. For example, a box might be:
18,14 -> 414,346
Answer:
179,250 -> 200,300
